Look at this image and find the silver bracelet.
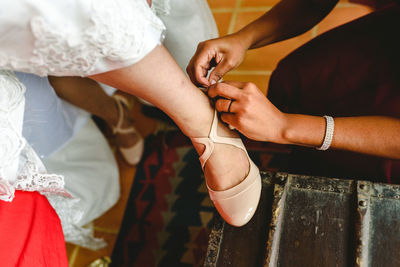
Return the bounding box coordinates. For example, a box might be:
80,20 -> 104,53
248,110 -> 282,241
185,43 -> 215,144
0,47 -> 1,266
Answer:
317,115 -> 334,151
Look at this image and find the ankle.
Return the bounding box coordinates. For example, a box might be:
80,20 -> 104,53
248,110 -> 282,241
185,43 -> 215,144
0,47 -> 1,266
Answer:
176,108 -> 214,138
192,142 -> 206,157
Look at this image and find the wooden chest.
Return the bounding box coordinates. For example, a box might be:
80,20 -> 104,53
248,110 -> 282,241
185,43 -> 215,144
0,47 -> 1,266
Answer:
204,172 -> 400,267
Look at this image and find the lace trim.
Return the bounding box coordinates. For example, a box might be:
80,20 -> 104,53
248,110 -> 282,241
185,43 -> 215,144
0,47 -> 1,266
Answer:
1,0 -> 165,77
0,68 -> 103,251
0,143 -> 71,202
0,71 -> 26,176
0,70 -> 25,112
47,195 -> 107,250
0,71 -> 103,248
0,179 -> 15,202
0,71 -> 69,201
0,119 -> 25,171
15,145 -> 71,197
0,70 -> 25,201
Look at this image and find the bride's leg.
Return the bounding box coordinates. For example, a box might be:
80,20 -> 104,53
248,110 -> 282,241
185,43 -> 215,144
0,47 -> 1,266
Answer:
48,76 -> 141,149
90,45 -> 249,191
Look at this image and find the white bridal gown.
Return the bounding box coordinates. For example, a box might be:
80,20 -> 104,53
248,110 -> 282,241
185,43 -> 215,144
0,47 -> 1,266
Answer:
0,0 -> 217,249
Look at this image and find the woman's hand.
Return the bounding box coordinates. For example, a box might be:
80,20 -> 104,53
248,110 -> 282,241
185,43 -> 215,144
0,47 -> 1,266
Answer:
207,81 -> 288,143
187,34 -> 249,87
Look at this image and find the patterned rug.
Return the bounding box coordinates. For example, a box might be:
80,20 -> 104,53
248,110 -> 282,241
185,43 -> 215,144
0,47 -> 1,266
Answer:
111,130 -> 290,267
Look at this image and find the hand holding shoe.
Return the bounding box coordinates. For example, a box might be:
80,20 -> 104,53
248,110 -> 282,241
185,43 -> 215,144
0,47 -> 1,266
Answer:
186,34 -> 249,87
208,81 -> 288,143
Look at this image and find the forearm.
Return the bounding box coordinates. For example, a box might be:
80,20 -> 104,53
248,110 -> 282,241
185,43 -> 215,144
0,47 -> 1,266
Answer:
235,0 -> 338,50
281,114 -> 400,159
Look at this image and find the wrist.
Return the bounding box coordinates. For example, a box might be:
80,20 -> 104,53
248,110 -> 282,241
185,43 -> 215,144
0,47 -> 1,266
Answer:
262,112 -> 291,144
281,114 -> 326,147
277,113 -> 293,144
231,29 -> 253,51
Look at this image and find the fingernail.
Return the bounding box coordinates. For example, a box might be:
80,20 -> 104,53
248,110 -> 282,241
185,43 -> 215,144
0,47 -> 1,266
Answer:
210,79 -> 216,85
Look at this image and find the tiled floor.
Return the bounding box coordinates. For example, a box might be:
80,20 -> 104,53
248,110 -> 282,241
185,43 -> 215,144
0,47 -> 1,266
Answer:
67,1 -> 373,266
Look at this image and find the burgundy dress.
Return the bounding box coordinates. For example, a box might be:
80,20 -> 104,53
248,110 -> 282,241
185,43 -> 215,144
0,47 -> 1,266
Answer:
268,4 -> 400,182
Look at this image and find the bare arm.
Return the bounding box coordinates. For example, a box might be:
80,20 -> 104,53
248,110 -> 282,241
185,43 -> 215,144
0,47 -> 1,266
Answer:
187,0 -> 338,86
209,81 -> 400,159
238,0 -> 338,49
283,114 -> 400,159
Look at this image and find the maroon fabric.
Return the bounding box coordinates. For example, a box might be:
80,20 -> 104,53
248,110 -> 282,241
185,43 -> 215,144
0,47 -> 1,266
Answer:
0,191 -> 68,267
268,5 -> 400,182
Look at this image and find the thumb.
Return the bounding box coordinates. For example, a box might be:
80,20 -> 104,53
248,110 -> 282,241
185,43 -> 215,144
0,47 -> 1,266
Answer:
208,58 -> 234,84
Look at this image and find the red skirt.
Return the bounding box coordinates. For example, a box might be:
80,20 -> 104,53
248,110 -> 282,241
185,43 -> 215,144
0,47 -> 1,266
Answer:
0,191 -> 68,266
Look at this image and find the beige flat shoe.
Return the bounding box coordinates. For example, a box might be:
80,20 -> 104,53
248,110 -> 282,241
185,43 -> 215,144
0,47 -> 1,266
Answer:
191,110 -> 262,227
112,95 -> 144,165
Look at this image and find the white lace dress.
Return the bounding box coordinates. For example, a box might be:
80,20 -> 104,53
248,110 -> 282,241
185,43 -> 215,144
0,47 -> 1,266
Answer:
0,0 -> 165,77
0,0 -> 218,250
0,0 -> 166,250
0,70 -> 70,201
0,0 -> 165,197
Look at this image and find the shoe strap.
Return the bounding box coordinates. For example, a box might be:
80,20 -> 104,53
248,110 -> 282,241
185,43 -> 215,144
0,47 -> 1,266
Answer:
112,95 -> 137,135
191,137 -> 214,169
191,110 -> 246,169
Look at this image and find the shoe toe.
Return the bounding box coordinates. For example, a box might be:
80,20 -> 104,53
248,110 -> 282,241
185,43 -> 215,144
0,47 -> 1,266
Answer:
208,160 -> 262,227
119,137 -> 144,165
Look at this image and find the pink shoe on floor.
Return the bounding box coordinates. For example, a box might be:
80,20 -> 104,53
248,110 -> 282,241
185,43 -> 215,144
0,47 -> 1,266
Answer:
191,110 -> 262,227
112,95 -> 144,165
